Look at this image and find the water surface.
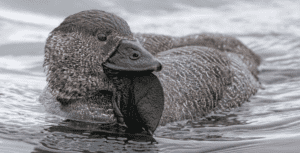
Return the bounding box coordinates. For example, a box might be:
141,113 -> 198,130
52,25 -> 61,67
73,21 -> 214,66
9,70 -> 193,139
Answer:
1,0 -> 300,152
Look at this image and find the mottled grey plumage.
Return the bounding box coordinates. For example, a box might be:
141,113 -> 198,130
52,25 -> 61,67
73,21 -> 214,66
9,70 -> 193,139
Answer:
40,10 -> 260,130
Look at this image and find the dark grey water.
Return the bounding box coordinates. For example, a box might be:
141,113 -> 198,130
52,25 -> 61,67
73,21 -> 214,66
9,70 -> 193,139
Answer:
1,0 -> 300,152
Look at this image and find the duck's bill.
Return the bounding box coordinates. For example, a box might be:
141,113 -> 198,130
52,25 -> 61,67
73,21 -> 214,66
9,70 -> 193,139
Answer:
102,39 -> 162,72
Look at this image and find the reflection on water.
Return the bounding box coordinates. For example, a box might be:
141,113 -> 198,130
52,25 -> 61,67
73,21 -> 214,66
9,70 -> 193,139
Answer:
38,120 -> 157,153
1,0 -> 300,152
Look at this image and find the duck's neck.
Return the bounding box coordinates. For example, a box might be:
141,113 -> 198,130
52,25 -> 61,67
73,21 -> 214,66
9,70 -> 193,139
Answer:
108,73 -> 133,117
103,67 -> 155,134
103,67 -> 134,121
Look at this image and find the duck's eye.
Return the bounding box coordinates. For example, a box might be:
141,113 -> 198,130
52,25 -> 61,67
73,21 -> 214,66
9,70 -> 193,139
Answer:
130,51 -> 141,60
97,34 -> 107,41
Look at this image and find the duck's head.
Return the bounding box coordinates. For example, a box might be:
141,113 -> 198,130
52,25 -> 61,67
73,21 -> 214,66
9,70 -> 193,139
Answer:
44,10 -> 162,100
44,10 -> 164,135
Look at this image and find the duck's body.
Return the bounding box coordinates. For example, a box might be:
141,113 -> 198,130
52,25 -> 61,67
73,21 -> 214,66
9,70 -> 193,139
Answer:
39,10 -> 260,134
134,33 -> 260,125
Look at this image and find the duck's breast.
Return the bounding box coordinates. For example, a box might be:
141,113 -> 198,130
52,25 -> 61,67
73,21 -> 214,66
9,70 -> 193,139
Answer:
39,87 -> 115,123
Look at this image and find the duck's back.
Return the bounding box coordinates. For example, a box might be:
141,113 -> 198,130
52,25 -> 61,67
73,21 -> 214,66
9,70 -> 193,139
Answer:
135,33 -> 260,78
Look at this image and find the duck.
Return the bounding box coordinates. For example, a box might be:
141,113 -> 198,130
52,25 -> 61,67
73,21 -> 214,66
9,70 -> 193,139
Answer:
39,10 -> 260,135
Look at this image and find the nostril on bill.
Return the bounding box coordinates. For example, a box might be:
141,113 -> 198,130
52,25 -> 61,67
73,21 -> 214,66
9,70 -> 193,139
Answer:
154,62 -> 163,72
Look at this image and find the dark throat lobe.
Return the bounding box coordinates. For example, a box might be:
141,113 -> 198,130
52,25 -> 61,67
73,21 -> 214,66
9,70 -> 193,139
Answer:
103,67 -> 150,134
